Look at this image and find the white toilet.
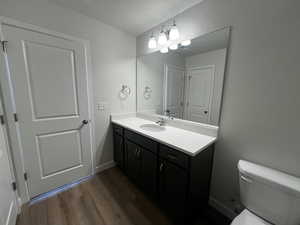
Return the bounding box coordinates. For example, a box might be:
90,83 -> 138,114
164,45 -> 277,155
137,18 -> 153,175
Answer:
231,160 -> 300,225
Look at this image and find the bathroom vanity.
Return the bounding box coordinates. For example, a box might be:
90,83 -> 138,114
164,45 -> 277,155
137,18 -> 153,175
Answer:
112,27 -> 229,221
111,115 -> 217,221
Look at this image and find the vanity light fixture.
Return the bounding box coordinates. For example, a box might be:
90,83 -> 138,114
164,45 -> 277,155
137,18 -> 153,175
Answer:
181,39 -> 191,46
158,29 -> 168,46
160,47 -> 169,53
169,21 -> 180,41
169,43 -> 178,50
148,20 -> 190,53
148,34 -> 157,49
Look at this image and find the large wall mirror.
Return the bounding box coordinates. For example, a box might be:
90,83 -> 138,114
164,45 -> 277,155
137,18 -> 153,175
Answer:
137,27 -> 230,126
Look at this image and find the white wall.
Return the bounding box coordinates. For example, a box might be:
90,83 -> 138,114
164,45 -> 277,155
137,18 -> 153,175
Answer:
138,0 -> 300,216
137,52 -> 184,114
0,0 -> 136,202
185,48 -> 227,125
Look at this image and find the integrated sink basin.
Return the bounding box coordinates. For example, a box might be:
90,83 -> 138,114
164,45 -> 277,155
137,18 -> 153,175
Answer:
139,124 -> 166,132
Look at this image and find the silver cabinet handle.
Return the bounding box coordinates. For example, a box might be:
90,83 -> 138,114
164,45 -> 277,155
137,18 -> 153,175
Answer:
160,163 -> 164,172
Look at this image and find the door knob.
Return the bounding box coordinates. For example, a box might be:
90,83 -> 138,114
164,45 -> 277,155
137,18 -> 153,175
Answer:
204,111 -> 208,114
82,120 -> 89,125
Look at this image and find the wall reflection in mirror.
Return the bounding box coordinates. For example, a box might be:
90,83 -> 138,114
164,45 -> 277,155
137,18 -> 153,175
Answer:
137,27 -> 230,125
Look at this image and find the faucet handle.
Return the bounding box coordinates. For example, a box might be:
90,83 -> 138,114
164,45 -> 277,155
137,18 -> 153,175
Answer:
156,117 -> 166,126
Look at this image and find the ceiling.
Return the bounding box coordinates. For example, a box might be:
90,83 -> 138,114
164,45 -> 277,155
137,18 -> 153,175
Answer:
49,0 -> 204,36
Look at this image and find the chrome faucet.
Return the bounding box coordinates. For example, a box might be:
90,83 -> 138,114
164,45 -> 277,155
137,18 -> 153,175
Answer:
165,109 -> 175,119
156,117 -> 166,126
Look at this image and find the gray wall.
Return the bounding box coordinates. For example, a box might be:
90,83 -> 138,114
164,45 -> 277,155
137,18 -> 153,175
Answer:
0,0 -> 136,202
138,0 -> 300,215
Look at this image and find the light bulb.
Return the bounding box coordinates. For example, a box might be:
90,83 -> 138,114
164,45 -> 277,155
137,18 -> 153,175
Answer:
169,24 -> 180,41
148,36 -> 157,49
169,43 -> 178,50
158,31 -> 168,45
181,39 -> 191,46
160,47 -> 169,53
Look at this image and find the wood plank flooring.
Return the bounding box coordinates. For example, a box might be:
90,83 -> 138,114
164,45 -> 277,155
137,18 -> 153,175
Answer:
17,167 -> 230,225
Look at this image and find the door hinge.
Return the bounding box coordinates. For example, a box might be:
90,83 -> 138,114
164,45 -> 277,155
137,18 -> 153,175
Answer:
13,113 -> 18,122
0,115 -> 4,124
24,172 -> 28,181
1,40 -> 8,53
12,182 -> 17,191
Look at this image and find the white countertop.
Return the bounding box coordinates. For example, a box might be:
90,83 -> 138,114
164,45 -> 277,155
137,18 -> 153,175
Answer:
111,117 -> 217,156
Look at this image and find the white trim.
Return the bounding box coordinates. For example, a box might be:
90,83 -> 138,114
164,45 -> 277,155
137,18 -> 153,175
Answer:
209,196 -> 237,220
95,161 -> 116,174
5,200 -> 18,225
17,197 -> 22,214
0,16 -> 95,204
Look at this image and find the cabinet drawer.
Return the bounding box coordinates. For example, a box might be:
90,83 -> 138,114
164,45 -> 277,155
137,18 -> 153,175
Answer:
113,124 -> 123,136
125,129 -> 157,153
160,145 -> 189,169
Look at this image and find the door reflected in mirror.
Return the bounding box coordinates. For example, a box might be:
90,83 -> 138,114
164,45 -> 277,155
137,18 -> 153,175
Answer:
137,27 -> 230,125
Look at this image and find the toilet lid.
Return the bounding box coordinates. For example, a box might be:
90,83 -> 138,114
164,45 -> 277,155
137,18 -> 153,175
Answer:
231,210 -> 272,225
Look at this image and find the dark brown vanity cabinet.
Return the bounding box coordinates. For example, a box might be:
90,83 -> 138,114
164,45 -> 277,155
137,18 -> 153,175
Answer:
158,158 -> 188,218
123,129 -> 158,198
125,139 -> 157,197
113,126 -> 124,169
112,123 -> 214,221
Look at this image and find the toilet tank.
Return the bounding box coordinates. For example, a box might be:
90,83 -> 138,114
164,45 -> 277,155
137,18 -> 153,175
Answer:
238,160 -> 300,225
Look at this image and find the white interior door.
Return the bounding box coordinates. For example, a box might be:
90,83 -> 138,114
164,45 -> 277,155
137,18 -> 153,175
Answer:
185,66 -> 214,123
164,65 -> 185,118
2,24 -> 92,198
0,58 -> 18,225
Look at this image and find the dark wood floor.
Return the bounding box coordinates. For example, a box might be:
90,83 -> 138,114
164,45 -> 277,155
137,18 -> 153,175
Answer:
17,167 -> 231,225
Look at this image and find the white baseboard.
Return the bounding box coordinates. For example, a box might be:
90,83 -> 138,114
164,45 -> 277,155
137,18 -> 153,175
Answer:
209,196 -> 237,220
17,197 -> 22,214
95,160 -> 116,174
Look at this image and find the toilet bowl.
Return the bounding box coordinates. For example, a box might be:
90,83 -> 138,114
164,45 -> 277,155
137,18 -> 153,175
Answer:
231,160 -> 300,225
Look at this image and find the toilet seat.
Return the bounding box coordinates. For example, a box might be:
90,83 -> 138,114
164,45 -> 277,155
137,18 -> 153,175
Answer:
231,209 -> 272,225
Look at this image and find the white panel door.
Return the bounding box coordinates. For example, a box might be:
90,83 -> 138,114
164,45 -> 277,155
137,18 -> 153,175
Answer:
164,65 -> 185,118
0,58 -> 18,225
0,119 -> 18,225
186,66 -> 214,123
2,24 -> 92,198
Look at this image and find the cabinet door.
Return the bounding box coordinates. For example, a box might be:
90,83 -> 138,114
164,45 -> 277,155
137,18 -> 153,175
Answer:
113,133 -> 124,169
159,160 -> 188,218
125,140 -> 141,183
140,149 -> 157,198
